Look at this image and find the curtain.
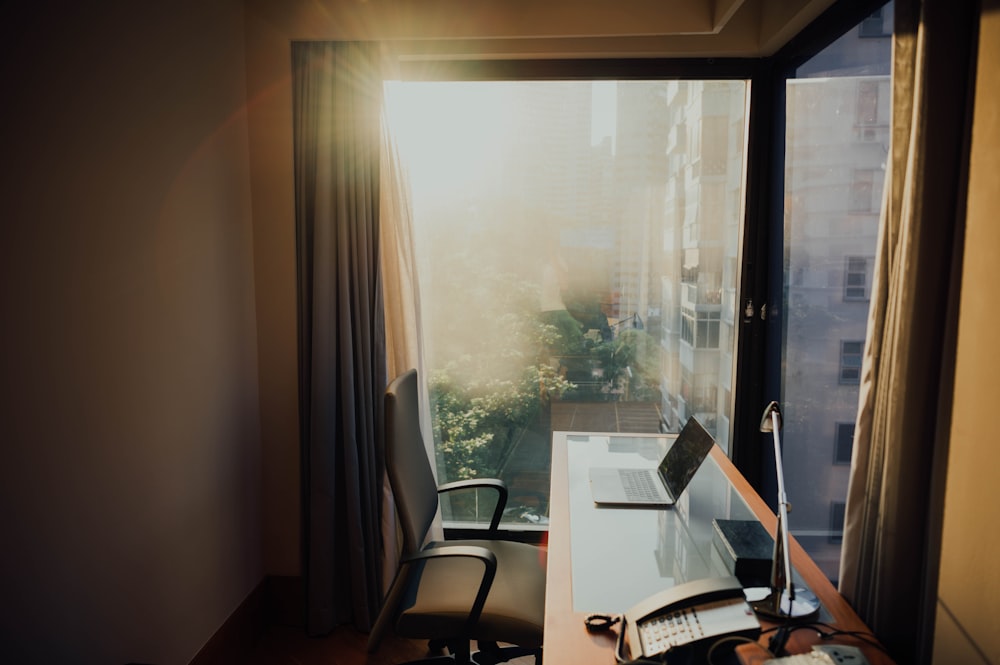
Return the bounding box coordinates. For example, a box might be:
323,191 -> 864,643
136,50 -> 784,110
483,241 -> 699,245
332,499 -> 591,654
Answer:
838,1 -> 977,661
379,95 -> 435,471
292,41 -> 387,635
378,90 -> 442,590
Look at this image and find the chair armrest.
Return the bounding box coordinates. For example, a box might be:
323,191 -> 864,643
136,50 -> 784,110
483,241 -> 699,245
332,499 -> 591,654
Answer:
437,479 -> 508,531
401,545 -> 498,635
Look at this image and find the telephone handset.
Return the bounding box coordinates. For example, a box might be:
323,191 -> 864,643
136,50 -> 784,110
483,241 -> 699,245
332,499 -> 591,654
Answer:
621,576 -> 761,661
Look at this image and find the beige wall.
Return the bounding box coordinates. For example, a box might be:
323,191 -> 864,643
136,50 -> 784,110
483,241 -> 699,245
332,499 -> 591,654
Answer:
0,1 -> 262,663
933,4 -> 1000,664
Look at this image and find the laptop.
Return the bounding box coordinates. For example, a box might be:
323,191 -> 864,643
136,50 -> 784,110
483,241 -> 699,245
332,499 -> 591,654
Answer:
588,416 -> 715,507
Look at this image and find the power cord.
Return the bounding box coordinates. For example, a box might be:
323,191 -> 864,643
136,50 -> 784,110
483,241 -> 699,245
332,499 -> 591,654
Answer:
584,613 -> 621,633
760,622 -> 889,656
705,635 -> 769,664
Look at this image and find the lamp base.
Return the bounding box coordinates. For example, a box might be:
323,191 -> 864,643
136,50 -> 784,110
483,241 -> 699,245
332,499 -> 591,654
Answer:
744,586 -> 820,619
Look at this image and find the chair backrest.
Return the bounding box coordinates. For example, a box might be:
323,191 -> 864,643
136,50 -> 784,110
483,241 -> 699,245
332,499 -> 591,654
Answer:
385,369 -> 440,555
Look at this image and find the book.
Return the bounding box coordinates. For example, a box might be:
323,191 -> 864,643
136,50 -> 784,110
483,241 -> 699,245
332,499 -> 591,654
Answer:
711,518 -> 774,587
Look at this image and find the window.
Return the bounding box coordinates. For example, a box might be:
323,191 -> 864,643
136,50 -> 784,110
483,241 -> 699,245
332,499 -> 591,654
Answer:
386,80 -> 749,525
849,169 -> 877,212
681,307 -> 721,348
834,422 -> 855,464
856,80 -> 880,126
859,9 -> 889,38
777,2 -> 891,583
839,341 -> 864,384
844,256 -> 872,300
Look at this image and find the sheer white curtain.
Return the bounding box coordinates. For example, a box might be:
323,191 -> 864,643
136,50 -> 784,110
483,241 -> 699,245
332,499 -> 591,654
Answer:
378,86 -> 443,592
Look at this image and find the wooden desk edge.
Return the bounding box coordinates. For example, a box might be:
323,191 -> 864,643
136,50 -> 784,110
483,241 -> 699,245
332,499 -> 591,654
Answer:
543,433 -> 894,665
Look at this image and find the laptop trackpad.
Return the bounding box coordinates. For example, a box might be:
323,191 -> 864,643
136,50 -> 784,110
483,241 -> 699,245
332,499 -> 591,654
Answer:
589,467 -> 671,506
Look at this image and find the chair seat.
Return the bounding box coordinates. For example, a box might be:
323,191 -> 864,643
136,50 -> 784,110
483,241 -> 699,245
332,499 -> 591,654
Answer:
396,539 -> 547,648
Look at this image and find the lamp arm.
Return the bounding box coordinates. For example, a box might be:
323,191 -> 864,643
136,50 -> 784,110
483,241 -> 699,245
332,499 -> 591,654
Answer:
769,411 -> 795,603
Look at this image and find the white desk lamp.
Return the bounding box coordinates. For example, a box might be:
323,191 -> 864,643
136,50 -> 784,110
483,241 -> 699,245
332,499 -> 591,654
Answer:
747,401 -> 820,632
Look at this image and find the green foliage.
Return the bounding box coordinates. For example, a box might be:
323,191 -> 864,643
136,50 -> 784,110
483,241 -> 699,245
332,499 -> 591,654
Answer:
430,362 -> 572,481
424,245 -> 660,482
425,248 -> 578,482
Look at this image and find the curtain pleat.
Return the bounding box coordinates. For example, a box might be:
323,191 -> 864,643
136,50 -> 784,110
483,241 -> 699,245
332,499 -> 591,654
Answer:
838,1 -> 977,661
292,41 -> 386,635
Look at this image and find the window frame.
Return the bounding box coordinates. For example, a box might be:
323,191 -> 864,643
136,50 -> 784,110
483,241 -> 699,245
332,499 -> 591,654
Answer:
755,0 -> 892,506
389,0 -> 894,518
395,57 -> 770,507
839,340 -> 864,384
844,255 -> 873,301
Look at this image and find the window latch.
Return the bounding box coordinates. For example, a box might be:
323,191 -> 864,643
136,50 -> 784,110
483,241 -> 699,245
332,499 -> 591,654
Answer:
743,299 -> 754,322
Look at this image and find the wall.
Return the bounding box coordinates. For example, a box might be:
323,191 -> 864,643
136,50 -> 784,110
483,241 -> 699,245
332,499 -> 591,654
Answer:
0,1 -> 262,663
933,4 -> 1000,663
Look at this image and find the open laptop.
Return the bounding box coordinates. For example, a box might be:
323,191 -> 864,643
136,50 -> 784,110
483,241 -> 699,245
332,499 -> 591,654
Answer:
588,416 -> 715,507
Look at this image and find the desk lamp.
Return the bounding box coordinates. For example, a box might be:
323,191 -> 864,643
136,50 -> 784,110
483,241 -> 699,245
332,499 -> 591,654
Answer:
748,401 -> 819,639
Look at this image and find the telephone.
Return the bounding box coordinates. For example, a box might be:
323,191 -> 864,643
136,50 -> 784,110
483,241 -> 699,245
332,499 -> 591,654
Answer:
621,576 -> 761,661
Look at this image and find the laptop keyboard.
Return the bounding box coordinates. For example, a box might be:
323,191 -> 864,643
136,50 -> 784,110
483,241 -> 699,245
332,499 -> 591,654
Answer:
619,469 -> 663,502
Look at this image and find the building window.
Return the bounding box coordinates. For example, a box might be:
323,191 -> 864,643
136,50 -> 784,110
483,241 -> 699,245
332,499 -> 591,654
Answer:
856,79 -> 880,126
844,256 -> 871,301
839,341 -> 864,384
701,116 -> 729,176
859,9 -> 888,38
829,501 -> 847,543
849,169 -> 877,212
834,423 -> 855,464
681,308 -> 721,348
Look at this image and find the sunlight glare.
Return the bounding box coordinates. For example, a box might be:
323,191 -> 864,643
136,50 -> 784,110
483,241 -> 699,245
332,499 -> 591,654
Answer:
385,81 -> 510,208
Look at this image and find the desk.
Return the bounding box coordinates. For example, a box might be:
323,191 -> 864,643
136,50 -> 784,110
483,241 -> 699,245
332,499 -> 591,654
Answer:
543,431 -> 893,664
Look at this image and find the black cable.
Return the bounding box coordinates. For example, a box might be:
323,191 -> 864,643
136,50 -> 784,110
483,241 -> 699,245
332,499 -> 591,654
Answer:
761,621 -> 890,656
584,612 -> 672,665
705,635 -> 768,665
767,623 -> 795,656
810,622 -> 890,654
584,613 -> 621,633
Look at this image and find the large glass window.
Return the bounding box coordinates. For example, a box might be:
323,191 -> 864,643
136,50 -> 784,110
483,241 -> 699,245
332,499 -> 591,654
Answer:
385,79 -> 750,525
777,3 -> 892,583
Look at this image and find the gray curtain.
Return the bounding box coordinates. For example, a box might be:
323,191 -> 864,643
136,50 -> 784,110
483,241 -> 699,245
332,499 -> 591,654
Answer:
292,41 -> 387,635
838,1 -> 977,661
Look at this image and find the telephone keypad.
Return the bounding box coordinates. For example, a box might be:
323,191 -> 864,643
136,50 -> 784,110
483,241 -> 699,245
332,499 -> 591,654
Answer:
637,598 -> 758,656
640,606 -> 706,654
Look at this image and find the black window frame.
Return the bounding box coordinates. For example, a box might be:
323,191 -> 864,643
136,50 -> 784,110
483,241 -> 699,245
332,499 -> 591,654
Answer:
755,0 -> 892,505
829,500 -> 847,543
393,0 -> 893,514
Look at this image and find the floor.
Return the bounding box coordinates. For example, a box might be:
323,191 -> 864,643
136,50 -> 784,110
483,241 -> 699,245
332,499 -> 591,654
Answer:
249,624 -> 537,665
249,623 -> 424,665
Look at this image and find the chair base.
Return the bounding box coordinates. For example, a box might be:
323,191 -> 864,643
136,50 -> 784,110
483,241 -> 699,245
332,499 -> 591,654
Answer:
399,640 -> 541,665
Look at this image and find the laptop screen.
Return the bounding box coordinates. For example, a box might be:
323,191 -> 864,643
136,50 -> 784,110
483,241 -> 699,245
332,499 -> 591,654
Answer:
657,417 -> 716,499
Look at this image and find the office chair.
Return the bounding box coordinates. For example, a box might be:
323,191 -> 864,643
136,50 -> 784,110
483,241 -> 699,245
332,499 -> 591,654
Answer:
368,369 -> 546,665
